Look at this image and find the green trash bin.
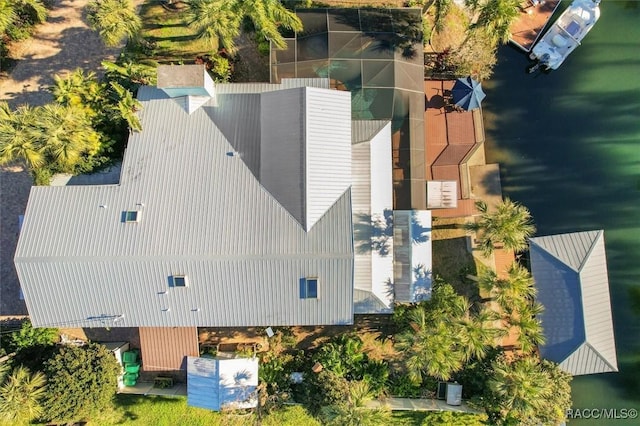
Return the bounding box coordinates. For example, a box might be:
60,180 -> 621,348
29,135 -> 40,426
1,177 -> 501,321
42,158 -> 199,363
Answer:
122,351 -> 138,365
125,363 -> 140,374
123,372 -> 138,387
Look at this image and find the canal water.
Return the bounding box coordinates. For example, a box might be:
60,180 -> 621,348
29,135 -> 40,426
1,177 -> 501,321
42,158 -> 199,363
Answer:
483,1 -> 640,424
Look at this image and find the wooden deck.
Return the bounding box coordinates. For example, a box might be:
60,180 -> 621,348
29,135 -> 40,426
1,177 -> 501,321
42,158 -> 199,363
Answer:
510,0 -> 562,52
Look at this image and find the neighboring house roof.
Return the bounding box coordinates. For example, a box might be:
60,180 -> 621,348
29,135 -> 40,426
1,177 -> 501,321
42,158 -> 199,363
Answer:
15,73 -> 355,328
529,230 -> 618,375
187,356 -> 258,411
351,121 -> 394,313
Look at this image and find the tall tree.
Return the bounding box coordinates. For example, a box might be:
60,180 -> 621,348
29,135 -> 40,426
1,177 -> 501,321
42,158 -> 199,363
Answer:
39,104 -> 101,171
185,0 -> 302,52
108,81 -> 142,132
465,198 -> 536,257
0,366 -> 47,423
396,281 -> 500,383
102,60 -> 157,91
86,0 -> 141,47
486,356 -> 570,425
185,0 -> 243,51
475,0 -> 520,46
241,0 -> 302,49
0,103 -> 45,169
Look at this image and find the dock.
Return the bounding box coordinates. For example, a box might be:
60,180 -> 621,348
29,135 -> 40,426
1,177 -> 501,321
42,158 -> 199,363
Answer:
510,0 -> 562,52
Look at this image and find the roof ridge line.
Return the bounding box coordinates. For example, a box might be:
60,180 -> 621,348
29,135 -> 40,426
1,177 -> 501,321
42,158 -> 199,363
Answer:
577,230 -> 604,273
529,238 -> 580,273
582,341 -> 618,372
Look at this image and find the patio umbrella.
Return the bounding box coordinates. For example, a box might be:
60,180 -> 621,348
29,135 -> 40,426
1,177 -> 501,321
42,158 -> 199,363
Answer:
451,77 -> 486,111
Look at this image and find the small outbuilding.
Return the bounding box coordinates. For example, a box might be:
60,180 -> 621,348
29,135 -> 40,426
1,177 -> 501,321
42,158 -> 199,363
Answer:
187,356 -> 259,411
529,230 -> 618,375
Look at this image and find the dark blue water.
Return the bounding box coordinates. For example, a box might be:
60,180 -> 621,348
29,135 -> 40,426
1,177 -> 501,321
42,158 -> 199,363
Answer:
484,1 -> 640,423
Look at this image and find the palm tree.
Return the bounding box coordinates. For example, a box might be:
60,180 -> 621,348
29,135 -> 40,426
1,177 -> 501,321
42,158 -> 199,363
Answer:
108,81 -> 142,132
185,0 -> 242,51
50,69 -> 106,114
0,366 -> 47,423
475,0 -> 521,46
319,381 -> 392,426
185,0 -> 302,52
86,0 -> 141,47
102,60 -> 157,91
39,104 -> 101,172
0,104 -> 45,169
508,303 -> 545,354
465,198 -> 536,257
396,307 -> 465,383
239,0 -> 302,49
488,356 -> 554,423
458,308 -> 504,360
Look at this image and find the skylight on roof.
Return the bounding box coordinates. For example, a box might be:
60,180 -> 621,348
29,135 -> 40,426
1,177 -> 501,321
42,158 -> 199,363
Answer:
171,275 -> 188,288
123,211 -> 141,223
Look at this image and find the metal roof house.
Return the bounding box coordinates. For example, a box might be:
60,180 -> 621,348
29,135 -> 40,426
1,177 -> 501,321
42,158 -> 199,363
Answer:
14,65 -> 430,332
529,230 -> 618,375
15,66 -> 356,329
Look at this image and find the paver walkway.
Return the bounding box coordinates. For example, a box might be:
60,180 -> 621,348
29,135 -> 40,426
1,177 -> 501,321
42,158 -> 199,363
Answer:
366,397 -> 482,413
0,0 -> 123,315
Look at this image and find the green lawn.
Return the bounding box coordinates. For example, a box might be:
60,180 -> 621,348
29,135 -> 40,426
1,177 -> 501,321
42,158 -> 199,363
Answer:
83,395 -> 240,425
137,1 -> 213,62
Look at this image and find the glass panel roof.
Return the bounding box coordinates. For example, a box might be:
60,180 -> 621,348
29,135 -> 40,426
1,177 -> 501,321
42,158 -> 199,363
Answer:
297,33 -> 328,61
328,32 -> 362,59
327,9 -> 361,32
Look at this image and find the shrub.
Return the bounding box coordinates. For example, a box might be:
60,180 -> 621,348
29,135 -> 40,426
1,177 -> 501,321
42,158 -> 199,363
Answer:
9,320 -> 57,352
40,343 -> 121,423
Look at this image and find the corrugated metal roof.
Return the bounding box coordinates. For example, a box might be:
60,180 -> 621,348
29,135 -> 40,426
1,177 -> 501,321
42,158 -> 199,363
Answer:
351,121 -> 394,313
139,327 -> 199,371
15,78 -> 355,328
187,357 -> 258,411
352,120 -> 389,144
393,210 -> 432,303
529,230 -> 618,375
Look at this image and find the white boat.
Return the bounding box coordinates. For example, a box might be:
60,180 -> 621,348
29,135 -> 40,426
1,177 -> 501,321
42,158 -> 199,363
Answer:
530,0 -> 601,70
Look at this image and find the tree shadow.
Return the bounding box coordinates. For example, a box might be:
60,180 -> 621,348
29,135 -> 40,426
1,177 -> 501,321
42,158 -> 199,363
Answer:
353,209 -> 394,257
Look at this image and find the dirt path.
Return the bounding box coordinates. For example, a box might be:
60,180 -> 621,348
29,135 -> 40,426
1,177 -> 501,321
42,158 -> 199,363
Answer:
0,0 -> 123,315
0,0 -> 121,108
